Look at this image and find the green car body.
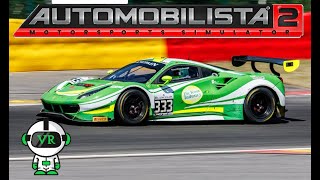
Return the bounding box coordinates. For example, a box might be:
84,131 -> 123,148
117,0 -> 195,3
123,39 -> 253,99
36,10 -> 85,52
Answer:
39,57 -> 294,123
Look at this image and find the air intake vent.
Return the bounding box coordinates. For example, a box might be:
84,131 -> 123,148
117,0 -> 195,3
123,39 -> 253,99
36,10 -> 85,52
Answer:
215,78 -> 233,90
41,100 -> 79,113
224,78 -> 233,83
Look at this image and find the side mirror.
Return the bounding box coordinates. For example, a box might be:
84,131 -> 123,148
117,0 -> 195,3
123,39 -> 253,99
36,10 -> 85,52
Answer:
106,70 -> 114,75
160,75 -> 172,86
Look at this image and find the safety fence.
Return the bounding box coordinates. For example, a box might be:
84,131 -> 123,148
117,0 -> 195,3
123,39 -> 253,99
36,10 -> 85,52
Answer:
9,12 -> 310,72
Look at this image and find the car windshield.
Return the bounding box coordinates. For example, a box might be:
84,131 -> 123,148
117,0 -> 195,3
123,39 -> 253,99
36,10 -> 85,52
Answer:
102,61 -> 165,83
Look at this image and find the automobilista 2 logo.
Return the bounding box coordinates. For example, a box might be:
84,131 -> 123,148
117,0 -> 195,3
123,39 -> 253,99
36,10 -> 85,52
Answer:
14,4 -> 304,38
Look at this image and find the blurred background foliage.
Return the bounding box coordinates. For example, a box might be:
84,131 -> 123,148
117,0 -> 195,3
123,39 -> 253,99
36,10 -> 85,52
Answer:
10,0 -> 311,19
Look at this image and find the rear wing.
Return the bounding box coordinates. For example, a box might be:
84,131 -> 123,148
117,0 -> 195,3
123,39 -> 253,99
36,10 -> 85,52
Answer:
232,56 -> 300,76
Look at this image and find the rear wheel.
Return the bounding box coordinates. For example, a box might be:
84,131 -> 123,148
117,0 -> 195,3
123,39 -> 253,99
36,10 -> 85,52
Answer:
115,89 -> 149,125
244,87 -> 276,123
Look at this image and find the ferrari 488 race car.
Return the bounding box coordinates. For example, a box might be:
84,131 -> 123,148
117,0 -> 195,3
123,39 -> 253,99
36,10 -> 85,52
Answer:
38,56 -> 299,125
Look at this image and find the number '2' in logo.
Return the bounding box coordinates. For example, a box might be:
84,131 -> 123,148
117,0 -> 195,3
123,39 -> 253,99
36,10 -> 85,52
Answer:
278,8 -> 299,27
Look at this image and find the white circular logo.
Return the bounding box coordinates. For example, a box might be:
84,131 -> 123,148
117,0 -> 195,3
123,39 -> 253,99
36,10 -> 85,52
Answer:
182,85 -> 203,104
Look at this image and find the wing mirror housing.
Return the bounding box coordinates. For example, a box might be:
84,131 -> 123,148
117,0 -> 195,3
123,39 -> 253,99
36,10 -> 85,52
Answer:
160,75 -> 172,86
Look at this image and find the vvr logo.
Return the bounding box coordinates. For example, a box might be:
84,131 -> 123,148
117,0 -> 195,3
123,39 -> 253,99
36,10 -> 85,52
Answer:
21,120 -> 71,175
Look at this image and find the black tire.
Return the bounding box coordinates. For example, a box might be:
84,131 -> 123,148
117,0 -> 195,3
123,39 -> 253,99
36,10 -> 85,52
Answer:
244,87 -> 276,123
115,89 -> 149,125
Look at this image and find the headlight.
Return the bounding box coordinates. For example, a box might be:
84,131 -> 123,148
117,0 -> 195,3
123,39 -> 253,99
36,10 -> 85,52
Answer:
77,85 -> 110,99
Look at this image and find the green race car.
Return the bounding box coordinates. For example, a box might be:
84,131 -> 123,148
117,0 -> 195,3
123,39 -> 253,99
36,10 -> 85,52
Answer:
38,56 -> 299,125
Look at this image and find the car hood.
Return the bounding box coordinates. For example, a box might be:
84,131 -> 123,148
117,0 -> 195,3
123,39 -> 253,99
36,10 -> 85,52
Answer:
42,78 -> 139,104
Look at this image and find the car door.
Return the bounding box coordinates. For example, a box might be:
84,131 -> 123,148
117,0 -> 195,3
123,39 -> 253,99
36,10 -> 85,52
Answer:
151,65 -> 219,118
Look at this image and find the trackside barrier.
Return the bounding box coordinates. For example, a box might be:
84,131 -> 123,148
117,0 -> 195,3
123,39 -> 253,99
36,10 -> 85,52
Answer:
9,19 -> 167,72
9,12 -> 310,72
166,12 -> 311,62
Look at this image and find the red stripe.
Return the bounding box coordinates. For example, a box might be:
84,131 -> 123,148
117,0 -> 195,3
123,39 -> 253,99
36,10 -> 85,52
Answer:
14,28 -> 302,37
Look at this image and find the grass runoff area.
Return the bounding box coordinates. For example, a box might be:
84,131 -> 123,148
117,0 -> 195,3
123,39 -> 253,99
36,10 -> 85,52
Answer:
211,60 -> 311,89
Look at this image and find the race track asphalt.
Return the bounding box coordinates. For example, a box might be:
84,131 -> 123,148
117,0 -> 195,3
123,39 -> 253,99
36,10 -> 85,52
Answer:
10,153 -> 310,180
9,70 -> 311,180
9,96 -> 311,156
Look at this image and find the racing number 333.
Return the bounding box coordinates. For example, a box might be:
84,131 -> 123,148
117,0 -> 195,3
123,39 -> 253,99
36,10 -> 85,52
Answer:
154,99 -> 173,115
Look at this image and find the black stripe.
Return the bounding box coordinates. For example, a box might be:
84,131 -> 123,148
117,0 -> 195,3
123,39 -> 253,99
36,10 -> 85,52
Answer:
62,135 -> 67,141
43,120 -> 49,130
26,135 -> 31,141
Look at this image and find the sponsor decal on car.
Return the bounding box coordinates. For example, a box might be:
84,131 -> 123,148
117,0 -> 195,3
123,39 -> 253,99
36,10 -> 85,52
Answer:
154,93 -> 174,100
69,77 -> 94,84
138,61 -> 161,67
182,85 -> 203,104
154,99 -> 173,116
76,83 -> 95,87
154,93 -> 174,116
92,117 -> 108,122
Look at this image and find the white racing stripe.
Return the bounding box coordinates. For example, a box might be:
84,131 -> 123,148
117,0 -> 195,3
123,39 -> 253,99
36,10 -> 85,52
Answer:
187,99 -> 244,108
80,79 -> 207,111
9,147 -> 310,161
151,115 -> 224,121
9,94 -> 311,107
287,94 -> 311,97
149,78 -> 204,93
205,79 -> 285,106
8,93 -> 310,107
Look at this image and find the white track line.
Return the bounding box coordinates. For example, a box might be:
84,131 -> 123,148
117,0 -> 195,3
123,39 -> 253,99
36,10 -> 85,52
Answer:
286,94 -> 311,97
9,147 -> 310,161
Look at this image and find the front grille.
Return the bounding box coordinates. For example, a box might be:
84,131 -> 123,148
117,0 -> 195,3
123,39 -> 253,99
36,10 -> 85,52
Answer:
42,101 -> 53,111
61,104 -> 79,113
42,100 -> 79,113
52,104 -> 62,113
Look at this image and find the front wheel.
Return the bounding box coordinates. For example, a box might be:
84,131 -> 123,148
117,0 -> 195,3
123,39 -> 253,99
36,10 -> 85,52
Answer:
244,87 -> 276,123
115,89 -> 149,125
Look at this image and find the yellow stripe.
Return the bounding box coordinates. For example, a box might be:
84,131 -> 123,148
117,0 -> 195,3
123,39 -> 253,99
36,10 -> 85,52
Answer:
9,100 -> 41,104
56,88 -> 94,95
153,57 -> 166,62
83,104 -> 115,114
287,149 -> 311,154
174,107 -> 224,114
10,19 -> 168,72
254,148 -> 311,155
